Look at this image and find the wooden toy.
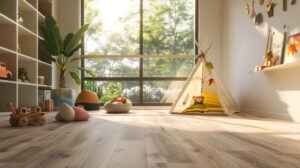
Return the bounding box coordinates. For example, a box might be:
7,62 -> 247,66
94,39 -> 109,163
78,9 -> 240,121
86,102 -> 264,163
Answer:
7,102 -> 46,127
39,99 -> 54,112
0,61 -> 13,80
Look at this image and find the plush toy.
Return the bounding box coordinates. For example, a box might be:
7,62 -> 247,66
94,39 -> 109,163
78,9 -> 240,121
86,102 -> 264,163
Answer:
55,103 -> 90,122
18,67 -> 30,82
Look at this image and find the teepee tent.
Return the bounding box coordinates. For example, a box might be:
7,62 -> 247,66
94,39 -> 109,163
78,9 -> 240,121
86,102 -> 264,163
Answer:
170,40 -> 239,115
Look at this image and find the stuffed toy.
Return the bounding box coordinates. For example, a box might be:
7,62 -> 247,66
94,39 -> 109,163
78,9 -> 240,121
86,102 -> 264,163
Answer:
55,103 -> 90,122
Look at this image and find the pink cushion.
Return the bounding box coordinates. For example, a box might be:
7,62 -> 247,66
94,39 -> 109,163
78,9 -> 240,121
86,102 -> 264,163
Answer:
73,106 -> 90,121
55,106 -> 90,122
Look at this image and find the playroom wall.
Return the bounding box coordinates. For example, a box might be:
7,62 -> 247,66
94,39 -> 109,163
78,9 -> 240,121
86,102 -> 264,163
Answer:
52,0 -> 82,96
221,0 -> 300,121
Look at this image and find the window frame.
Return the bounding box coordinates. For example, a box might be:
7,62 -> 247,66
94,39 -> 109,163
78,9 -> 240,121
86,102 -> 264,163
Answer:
81,0 -> 199,106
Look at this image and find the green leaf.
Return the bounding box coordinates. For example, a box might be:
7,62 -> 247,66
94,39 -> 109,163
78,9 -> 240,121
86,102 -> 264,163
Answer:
40,40 -> 59,55
205,62 -> 214,69
73,66 -> 95,77
63,33 -> 74,51
65,24 -> 89,55
65,44 -> 82,57
45,14 -> 64,53
69,71 -> 81,85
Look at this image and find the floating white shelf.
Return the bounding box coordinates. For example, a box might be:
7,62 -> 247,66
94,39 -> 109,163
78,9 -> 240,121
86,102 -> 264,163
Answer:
18,24 -> 37,37
250,61 -> 300,73
18,82 -> 37,86
0,79 -> 17,84
38,60 -> 52,67
0,46 -> 17,54
0,13 -> 16,24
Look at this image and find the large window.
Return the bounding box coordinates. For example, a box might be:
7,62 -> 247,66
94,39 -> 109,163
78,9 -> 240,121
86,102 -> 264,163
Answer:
82,0 -> 198,105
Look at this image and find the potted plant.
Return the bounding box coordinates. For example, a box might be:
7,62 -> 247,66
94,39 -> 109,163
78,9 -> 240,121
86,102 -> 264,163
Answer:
40,14 -> 95,109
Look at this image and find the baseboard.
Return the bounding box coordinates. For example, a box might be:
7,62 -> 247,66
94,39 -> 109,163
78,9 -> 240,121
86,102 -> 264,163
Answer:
242,107 -> 300,122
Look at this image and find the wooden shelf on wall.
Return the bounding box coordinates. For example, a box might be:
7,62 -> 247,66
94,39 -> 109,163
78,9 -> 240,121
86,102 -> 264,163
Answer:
250,61 -> 300,73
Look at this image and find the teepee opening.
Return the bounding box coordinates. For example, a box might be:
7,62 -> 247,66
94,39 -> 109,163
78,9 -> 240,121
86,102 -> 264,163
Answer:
170,40 -> 239,115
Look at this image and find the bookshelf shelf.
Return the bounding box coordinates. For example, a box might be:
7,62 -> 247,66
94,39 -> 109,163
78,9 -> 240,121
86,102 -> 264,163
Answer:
0,0 -> 52,112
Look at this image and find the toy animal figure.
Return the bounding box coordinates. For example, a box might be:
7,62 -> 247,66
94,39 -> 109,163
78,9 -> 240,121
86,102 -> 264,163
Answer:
267,0 -> 274,17
191,96 -> 204,106
260,0 -> 264,5
18,67 -> 30,82
7,102 -> 46,127
291,0 -> 296,5
255,30 -> 279,71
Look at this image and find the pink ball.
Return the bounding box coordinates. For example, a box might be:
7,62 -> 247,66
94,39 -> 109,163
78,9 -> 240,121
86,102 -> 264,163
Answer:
55,112 -> 64,121
73,106 -> 90,121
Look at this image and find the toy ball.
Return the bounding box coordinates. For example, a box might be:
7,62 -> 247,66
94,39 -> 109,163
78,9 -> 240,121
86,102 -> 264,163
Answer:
59,103 -> 75,122
75,90 -> 100,111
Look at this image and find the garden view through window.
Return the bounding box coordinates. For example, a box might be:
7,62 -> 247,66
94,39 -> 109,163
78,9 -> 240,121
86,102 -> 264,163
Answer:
83,0 -> 197,104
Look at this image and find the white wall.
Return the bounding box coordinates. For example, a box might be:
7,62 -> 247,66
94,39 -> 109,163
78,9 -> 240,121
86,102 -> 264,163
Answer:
222,0 -> 300,121
199,0 -> 222,75
52,0 -> 82,96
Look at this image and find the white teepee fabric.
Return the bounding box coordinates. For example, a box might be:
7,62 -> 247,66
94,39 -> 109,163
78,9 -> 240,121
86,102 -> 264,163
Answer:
169,57 -> 239,115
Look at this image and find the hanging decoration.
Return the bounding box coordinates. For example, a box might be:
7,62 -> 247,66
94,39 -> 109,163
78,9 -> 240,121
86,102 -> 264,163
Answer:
267,0 -> 275,17
259,0 -> 264,5
245,3 -> 250,15
251,0 -> 257,18
255,13 -> 263,25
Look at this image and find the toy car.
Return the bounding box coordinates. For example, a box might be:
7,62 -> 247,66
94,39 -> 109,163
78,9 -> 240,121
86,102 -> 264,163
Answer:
7,102 -> 46,127
0,61 -> 12,80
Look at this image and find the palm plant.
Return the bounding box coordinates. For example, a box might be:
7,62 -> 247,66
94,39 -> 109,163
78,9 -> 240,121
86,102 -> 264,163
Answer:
40,14 -> 95,88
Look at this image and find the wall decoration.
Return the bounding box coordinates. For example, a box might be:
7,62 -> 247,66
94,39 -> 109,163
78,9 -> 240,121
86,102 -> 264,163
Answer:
291,0 -> 296,5
255,13 -> 263,25
260,0 -> 264,5
283,0 -> 287,11
251,0 -> 257,19
18,12 -> 23,25
267,0 -> 275,17
285,33 -> 300,63
280,25 -> 288,64
245,3 -> 250,16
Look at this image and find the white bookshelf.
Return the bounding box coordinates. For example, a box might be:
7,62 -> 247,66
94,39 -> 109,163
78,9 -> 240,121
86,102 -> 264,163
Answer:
0,0 -> 53,112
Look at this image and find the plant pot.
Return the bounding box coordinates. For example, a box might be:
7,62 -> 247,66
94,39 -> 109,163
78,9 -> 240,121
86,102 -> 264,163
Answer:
52,88 -> 75,110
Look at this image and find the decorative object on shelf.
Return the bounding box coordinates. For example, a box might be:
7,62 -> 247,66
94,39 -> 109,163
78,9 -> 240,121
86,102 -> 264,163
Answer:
18,67 -> 30,82
267,0 -> 275,17
291,0 -> 296,5
283,0 -> 287,11
254,30 -> 280,71
280,25 -> 288,64
7,102 -> 46,127
255,13 -> 263,25
259,0 -> 264,5
104,96 -> 132,113
250,0 -> 257,19
75,90 -> 100,111
40,14 -> 95,107
55,103 -> 90,122
285,32 -> 300,63
38,90 -> 51,103
52,88 -> 75,110
38,76 -> 44,85
17,44 -> 22,53
245,3 -> 250,16
39,99 -> 54,112
0,61 -> 12,80
191,96 -> 204,106
18,12 -> 24,25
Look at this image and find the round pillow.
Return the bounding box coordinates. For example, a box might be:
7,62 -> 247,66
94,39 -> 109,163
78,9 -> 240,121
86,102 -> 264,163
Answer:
60,103 -> 75,122
104,99 -> 132,113
75,90 -> 100,111
73,106 -> 90,121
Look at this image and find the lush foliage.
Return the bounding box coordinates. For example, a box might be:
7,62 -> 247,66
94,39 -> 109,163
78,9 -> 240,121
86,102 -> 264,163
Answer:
40,14 -> 95,88
84,0 -> 195,102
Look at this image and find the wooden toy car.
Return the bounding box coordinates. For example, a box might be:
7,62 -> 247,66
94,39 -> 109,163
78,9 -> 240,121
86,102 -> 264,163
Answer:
7,102 -> 46,127
0,61 -> 12,80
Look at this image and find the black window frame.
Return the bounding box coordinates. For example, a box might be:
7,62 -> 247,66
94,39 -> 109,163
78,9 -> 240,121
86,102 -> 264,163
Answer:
81,0 -> 199,106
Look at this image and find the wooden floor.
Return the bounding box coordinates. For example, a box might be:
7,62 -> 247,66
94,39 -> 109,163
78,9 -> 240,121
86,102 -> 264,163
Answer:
1,110 -> 300,168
